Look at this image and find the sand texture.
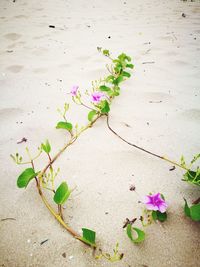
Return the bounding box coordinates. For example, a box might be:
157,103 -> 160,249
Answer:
0,0 -> 200,266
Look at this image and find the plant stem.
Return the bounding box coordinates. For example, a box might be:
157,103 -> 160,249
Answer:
106,115 -> 188,171
33,169 -> 93,246
81,102 -> 94,111
29,155 -> 87,244
33,114 -> 103,246
161,157 -> 188,170
38,114 -> 103,181
38,137 -> 77,181
37,183 -> 82,239
58,204 -> 64,220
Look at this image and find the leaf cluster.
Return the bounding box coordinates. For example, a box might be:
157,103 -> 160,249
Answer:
184,199 -> 200,221
181,154 -> 200,186
85,49 -> 134,120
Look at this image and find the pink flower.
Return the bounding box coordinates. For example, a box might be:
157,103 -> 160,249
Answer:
71,85 -> 79,96
91,91 -> 105,104
143,193 -> 167,213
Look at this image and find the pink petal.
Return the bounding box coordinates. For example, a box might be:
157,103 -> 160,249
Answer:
143,196 -> 151,204
152,192 -> 161,200
145,203 -> 158,211
158,203 -> 167,213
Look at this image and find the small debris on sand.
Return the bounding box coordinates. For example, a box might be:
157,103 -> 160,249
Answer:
40,239 -> 49,245
1,217 -> 16,222
149,100 -> 162,103
62,252 -> 66,258
123,218 -> 137,228
169,166 -> 176,171
129,185 -> 136,191
123,122 -> 131,128
17,137 -> 27,144
142,61 -> 155,64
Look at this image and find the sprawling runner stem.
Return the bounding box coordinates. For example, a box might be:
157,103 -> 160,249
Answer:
34,114 -> 103,246
106,114 -> 188,171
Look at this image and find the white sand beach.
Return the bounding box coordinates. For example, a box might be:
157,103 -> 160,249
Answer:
0,0 -> 200,266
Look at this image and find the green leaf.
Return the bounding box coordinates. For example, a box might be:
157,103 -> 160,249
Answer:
126,56 -> 131,62
118,53 -> 126,61
126,224 -> 145,243
88,110 -> 97,121
118,53 -> 131,62
99,85 -> 111,92
17,168 -> 38,188
184,199 -> 200,221
156,211 -> 167,222
103,49 -> 110,56
81,228 -> 96,246
183,170 -> 200,186
184,199 -> 191,217
113,91 -> 120,96
126,63 -> 134,69
190,204 -> 200,221
101,100 -> 110,114
56,121 -> 73,131
108,86 -> 120,97
41,139 -> 51,154
106,75 -> 115,83
114,63 -> 122,74
53,182 -> 71,205
113,75 -> 123,85
122,71 -> 131,78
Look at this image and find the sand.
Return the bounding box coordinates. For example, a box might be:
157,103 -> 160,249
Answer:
0,0 -> 200,266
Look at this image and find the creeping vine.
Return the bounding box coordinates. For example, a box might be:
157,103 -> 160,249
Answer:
12,48 -> 200,258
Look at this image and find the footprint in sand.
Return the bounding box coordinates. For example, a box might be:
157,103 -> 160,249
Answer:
0,108 -> 23,121
34,8 -> 43,11
144,92 -> 173,103
179,109 -> 200,121
88,68 -> 105,77
166,51 -> 177,56
7,41 -> 25,49
33,34 -> 49,40
159,36 -> 175,42
32,48 -> 48,56
59,64 -> 70,69
14,15 -> 28,19
76,55 -> 89,62
173,60 -> 189,66
4,33 -> 22,41
7,65 -> 24,73
33,68 -> 48,74
192,7 -> 200,14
